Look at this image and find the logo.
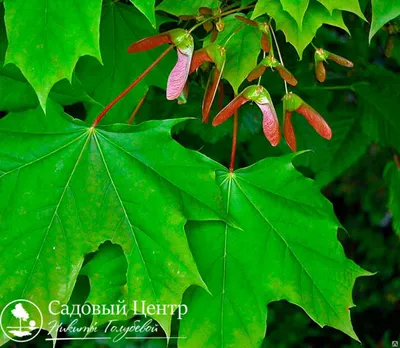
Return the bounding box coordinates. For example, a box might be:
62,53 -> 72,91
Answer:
0,299 -> 43,343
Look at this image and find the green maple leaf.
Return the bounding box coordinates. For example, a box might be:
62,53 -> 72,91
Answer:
157,0 -> 217,16
316,0 -> 366,20
384,162 -> 400,235
204,14 -> 261,94
252,0 -> 349,57
130,0 -> 156,28
80,242 -> 128,323
370,0 -> 400,41
180,155 -> 370,347
280,0 -> 310,28
0,106 -> 229,343
76,0 -> 174,124
3,0 -> 102,110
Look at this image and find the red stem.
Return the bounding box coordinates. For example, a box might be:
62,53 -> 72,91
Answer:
92,45 -> 174,127
229,109 -> 238,172
127,91 -> 148,124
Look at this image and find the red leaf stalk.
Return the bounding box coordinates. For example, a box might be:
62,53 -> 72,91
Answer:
92,45 -> 174,127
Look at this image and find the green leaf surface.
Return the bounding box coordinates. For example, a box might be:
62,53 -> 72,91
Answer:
280,0 -> 310,28
80,242 -> 128,323
157,0 -> 216,16
205,14 -> 261,93
384,162 -> 400,235
130,0 -> 156,27
252,0 -> 349,57
180,155 -> 370,347
370,0 -> 400,40
317,0 -> 366,20
354,82 -> 400,152
0,107 -> 229,343
76,1 -> 174,124
3,0 -> 102,110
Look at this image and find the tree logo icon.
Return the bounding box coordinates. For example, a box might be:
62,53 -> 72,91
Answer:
0,299 -> 43,343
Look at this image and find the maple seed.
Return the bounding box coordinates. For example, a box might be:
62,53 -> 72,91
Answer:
283,93 -> 332,151
189,43 -> 226,122
127,29 -> 194,101
213,85 -> 281,146
314,48 -> 354,83
248,56 -> 298,86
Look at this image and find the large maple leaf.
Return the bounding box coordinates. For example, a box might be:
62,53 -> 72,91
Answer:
180,155 -> 371,347
0,104 -> 227,343
3,0 -> 102,110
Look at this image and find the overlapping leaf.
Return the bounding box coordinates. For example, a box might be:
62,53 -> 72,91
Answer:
130,0 -> 156,28
252,0 -> 349,57
317,0 -> 365,20
3,0 -> 102,109
0,105 -> 229,344
204,14 -> 261,94
180,155 -> 370,347
370,0 -> 400,40
280,0 -> 310,28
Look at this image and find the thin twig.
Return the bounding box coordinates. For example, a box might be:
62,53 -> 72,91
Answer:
92,45 -> 174,127
270,27 -> 288,94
